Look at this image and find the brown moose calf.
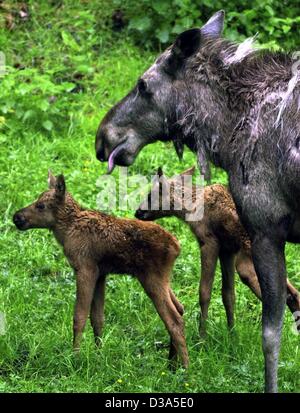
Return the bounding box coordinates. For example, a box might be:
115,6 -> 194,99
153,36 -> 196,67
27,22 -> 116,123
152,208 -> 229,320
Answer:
135,167 -> 300,337
13,171 -> 188,368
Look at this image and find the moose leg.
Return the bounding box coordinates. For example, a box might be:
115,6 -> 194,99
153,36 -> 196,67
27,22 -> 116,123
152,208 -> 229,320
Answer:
73,264 -> 98,351
219,252 -> 235,330
90,275 -> 106,346
199,239 -> 219,337
139,274 -> 189,369
251,235 -> 287,393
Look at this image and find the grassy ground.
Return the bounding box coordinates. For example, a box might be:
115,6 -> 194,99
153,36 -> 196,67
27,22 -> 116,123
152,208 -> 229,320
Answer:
0,1 -> 299,393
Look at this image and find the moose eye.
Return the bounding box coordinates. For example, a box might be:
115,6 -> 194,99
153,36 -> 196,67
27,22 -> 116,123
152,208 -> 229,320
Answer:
36,203 -> 45,211
137,78 -> 149,95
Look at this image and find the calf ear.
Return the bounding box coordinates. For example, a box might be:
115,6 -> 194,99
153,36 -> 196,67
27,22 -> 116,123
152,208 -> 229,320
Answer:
159,174 -> 169,194
154,170 -> 168,187
55,174 -> 66,201
201,10 -> 225,38
180,166 -> 196,176
157,166 -> 163,177
48,170 -> 56,189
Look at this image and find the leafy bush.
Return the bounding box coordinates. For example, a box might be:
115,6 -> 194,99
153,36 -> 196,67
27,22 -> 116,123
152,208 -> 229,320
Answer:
0,0 -> 114,133
0,67 -> 76,132
116,0 -> 300,49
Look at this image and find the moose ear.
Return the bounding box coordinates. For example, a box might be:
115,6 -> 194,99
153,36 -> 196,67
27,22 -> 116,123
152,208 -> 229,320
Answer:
55,174 -> 66,201
172,28 -> 201,60
180,166 -> 196,176
201,10 -> 225,38
48,169 -> 56,189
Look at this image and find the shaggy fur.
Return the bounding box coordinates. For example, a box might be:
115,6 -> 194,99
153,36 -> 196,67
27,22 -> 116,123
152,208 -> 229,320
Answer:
13,172 -> 188,368
135,166 -> 300,336
96,10 -> 300,392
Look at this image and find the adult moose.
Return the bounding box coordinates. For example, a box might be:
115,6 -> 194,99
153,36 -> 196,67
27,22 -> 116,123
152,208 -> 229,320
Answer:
95,11 -> 300,392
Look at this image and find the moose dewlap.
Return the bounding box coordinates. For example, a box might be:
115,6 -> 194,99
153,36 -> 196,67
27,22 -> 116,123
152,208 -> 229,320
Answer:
96,9 -> 300,392
13,171 -> 188,368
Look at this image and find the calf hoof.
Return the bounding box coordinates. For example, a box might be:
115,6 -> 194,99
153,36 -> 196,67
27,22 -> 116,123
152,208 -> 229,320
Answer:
168,359 -> 177,372
168,358 -> 188,371
73,346 -> 80,355
199,327 -> 207,341
94,336 -> 103,348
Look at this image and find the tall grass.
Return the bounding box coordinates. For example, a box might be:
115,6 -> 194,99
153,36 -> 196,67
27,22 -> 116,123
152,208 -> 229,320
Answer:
0,1 -> 299,392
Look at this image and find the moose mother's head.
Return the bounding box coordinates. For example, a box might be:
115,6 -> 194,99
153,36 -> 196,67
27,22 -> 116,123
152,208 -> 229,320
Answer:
95,11 -> 225,173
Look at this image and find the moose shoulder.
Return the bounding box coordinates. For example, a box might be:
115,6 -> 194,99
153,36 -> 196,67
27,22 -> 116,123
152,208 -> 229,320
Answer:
95,10 -> 300,393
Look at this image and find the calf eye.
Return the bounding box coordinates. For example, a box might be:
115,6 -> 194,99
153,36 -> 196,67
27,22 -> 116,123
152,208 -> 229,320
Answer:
36,203 -> 45,210
138,78 -> 149,95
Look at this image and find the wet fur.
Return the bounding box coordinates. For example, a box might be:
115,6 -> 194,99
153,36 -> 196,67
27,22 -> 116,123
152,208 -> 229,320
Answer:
96,11 -> 300,392
13,174 -> 188,368
136,170 -> 300,336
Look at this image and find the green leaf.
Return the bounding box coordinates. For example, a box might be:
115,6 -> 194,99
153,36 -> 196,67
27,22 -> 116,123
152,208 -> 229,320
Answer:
23,110 -> 35,121
61,31 -> 80,51
128,17 -> 152,31
265,5 -> 275,16
42,120 -> 53,131
156,28 -> 170,43
60,82 -> 76,92
152,0 -> 171,15
282,25 -> 291,34
172,23 -> 184,34
39,100 -> 50,112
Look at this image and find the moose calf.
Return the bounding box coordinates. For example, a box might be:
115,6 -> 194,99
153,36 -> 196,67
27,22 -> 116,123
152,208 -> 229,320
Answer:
13,171 -> 188,367
135,167 -> 300,337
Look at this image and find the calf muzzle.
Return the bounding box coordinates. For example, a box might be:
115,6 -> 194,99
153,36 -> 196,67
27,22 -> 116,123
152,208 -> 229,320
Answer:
13,211 -> 27,230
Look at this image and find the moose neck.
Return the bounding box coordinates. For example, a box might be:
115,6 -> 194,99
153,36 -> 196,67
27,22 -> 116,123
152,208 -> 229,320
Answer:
174,78 -> 237,176
174,39 -> 281,174
52,194 -> 81,246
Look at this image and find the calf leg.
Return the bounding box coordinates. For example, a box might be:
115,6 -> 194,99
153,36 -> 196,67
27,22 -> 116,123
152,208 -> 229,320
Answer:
73,264 -> 99,351
286,280 -> 300,318
199,239 -> 219,337
169,288 -> 184,315
138,273 -> 189,368
90,275 -> 106,346
236,250 -> 262,299
168,288 -> 184,363
251,235 -> 287,393
236,250 -> 300,320
219,252 -> 235,330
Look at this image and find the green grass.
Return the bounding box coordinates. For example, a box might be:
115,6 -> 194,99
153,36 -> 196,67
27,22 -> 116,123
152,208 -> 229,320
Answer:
0,1 -> 300,393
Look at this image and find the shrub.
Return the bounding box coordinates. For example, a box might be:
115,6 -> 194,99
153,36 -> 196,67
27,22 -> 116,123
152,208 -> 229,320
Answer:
0,67 -> 76,132
116,0 -> 300,50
